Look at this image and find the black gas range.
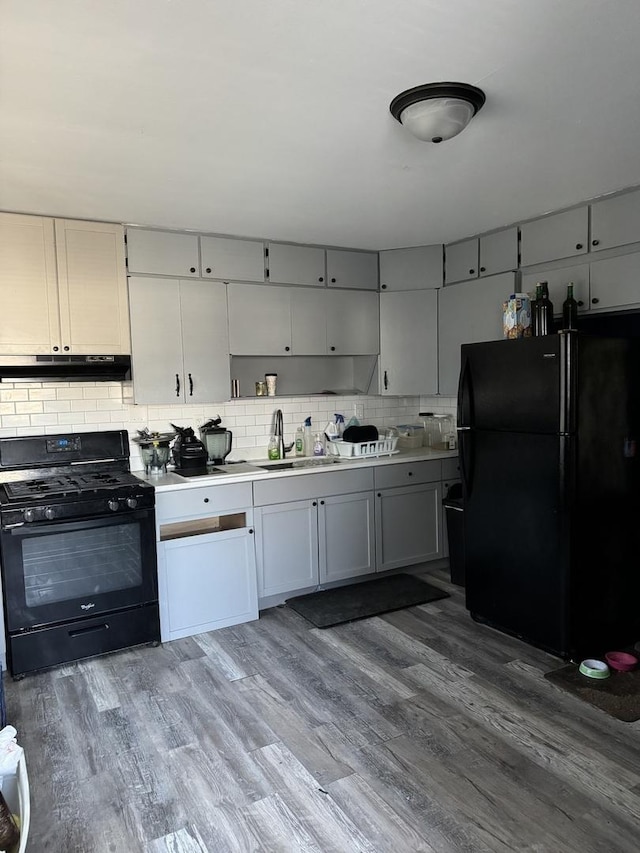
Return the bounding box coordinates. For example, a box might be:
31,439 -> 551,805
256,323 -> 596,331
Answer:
0,430 -> 159,677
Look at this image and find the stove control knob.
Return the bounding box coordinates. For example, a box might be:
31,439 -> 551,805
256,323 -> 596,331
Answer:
108,499 -> 120,512
126,497 -> 138,509
44,507 -> 55,521
24,509 -> 36,523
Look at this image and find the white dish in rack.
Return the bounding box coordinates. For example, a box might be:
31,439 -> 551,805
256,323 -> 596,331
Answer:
327,437 -> 399,458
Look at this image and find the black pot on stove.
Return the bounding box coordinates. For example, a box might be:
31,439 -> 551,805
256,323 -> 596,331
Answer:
170,424 -> 208,469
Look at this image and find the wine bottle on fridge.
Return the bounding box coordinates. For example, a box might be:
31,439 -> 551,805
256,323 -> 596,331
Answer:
538,282 -> 554,335
532,283 -> 543,336
562,282 -> 578,330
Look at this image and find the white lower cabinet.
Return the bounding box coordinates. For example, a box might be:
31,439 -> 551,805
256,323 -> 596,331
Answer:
156,483 -> 257,642
374,460 -> 444,572
253,469 -> 375,598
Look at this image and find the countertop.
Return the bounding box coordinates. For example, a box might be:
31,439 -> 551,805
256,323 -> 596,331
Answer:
135,447 -> 458,493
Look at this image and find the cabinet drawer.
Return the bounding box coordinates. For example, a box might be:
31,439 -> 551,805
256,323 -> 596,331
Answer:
374,460 -> 442,489
253,468 -> 374,506
157,482 -> 253,522
441,457 -> 460,481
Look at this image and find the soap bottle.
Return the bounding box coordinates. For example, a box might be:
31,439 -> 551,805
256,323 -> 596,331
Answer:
313,432 -> 325,456
267,435 -> 280,460
335,413 -> 345,437
303,417 -> 313,456
295,425 -> 305,457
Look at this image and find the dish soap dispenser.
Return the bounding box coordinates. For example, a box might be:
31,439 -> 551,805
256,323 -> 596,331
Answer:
335,413 -> 345,437
267,435 -> 280,460
303,416 -> 313,457
295,424 -> 305,457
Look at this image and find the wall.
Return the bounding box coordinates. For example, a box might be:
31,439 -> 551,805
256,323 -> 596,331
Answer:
0,381 -> 428,469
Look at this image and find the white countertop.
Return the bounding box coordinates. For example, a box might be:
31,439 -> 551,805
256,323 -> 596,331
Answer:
134,447 -> 458,493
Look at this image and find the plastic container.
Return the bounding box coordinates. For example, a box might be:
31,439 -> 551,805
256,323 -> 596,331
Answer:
396,424 -> 425,450
295,426 -> 305,457
267,435 -> 280,460
312,432 -> 325,456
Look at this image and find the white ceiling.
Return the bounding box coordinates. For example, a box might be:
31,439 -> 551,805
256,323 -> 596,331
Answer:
2,0 -> 640,250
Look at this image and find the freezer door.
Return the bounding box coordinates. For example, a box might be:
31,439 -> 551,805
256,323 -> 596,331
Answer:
463,429 -> 569,656
458,337 -> 563,434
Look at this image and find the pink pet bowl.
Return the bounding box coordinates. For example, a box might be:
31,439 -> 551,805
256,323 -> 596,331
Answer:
604,651 -> 638,672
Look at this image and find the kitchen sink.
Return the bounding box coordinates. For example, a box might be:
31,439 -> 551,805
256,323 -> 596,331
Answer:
256,457 -> 344,471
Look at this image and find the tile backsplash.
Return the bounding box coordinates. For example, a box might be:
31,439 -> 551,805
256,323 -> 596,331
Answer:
0,381 -> 455,469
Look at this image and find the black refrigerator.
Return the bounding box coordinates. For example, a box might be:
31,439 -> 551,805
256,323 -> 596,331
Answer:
457,331 -> 640,660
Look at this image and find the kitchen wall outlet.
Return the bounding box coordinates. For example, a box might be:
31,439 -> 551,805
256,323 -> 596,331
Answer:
354,403 -> 364,420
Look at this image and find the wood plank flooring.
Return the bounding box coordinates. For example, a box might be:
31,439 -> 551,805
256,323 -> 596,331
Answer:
5,568 -> 640,852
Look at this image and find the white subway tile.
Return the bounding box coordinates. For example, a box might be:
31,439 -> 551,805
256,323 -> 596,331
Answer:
2,415 -> 31,428
0,389 -> 28,402
15,402 -> 43,415
0,404 -> 14,415
44,401 -> 72,413
84,412 -> 104,423
58,413 -> 81,424
0,427 -> 17,437
83,387 -> 110,399
29,414 -> 53,426
28,388 -> 57,401
56,387 -> 85,400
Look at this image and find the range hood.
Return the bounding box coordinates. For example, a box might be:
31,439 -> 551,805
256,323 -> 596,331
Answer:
0,355 -> 132,382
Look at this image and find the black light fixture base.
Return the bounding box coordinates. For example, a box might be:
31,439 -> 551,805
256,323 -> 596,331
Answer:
389,81 -> 486,122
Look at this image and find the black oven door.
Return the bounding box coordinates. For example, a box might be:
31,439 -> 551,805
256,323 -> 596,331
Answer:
1,509 -> 157,632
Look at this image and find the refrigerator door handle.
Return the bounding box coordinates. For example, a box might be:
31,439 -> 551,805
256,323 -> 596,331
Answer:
457,353 -> 473,428
459,430 -> 474,498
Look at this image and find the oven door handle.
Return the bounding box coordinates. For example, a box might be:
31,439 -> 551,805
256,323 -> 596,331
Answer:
3,509 -> 152,537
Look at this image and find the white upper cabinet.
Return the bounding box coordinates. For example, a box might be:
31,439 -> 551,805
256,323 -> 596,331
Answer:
380,289 -> 438,396
0,213 -> 129,355
590,188 -> 640,252
325,290 -> 379,355
126,229 -> 200,277
379,245 -> 443,290
0,213 -> 60,354
438,272 -> 516,396
200,236 -> 265,282
228,283 -> 292,355
128,277 -> 230,404
267,242 -> 326,286
444,239 -> 479,285
325,249 -> 378,290
519,207 -> 588,267
589,253 -> 640,311
290,288 -> 327,354
55,220 -> 129,354
479,228 -> 519,277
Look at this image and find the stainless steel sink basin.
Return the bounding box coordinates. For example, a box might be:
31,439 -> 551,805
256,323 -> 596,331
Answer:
256,457 -> 343,472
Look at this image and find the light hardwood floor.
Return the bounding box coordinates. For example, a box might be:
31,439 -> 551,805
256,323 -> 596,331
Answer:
5,569 -> 640,852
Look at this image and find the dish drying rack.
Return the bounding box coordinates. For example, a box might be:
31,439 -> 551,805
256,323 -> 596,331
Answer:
327,437 -> 399,459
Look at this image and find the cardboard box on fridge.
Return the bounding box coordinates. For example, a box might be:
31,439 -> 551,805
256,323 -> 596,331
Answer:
503,293 -> 532,339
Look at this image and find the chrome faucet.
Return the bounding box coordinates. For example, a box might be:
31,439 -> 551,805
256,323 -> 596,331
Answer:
274,409 -> 294,459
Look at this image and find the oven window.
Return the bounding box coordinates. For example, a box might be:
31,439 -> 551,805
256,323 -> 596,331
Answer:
22,523 -> 142,607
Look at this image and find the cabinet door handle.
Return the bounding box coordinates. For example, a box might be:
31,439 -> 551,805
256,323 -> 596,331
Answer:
331,277 -> 336,283
318,276 -> 324,283
592,239 -> 600,246
205,267 -> 212,274
377,492 -> 382,498
53,346 -> 59,352
330,346 -> 336,352
204,497 -> 209,503
408,471 -> 413,476
285,346 -> 290,352
189,267 -> 196,273
175,374 -> 180,397
592,297 -> 600,304
312,501 -> 317,506
384,369 -> 389,391
63,345 -> 70,351
577,300 -> 584,307
480,266 -> 486,272
188,373 -> 194,396
248,528 -> 254,534
381,284 -> 387,289
320,500 -> 325,505
469,268 -> 475,275
575,243 -> 583,250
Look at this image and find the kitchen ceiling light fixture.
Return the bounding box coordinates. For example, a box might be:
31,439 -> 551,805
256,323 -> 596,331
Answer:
390,82 -> 486,143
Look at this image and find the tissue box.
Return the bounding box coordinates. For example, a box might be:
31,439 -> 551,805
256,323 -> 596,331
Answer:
503,293 -> 532,339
